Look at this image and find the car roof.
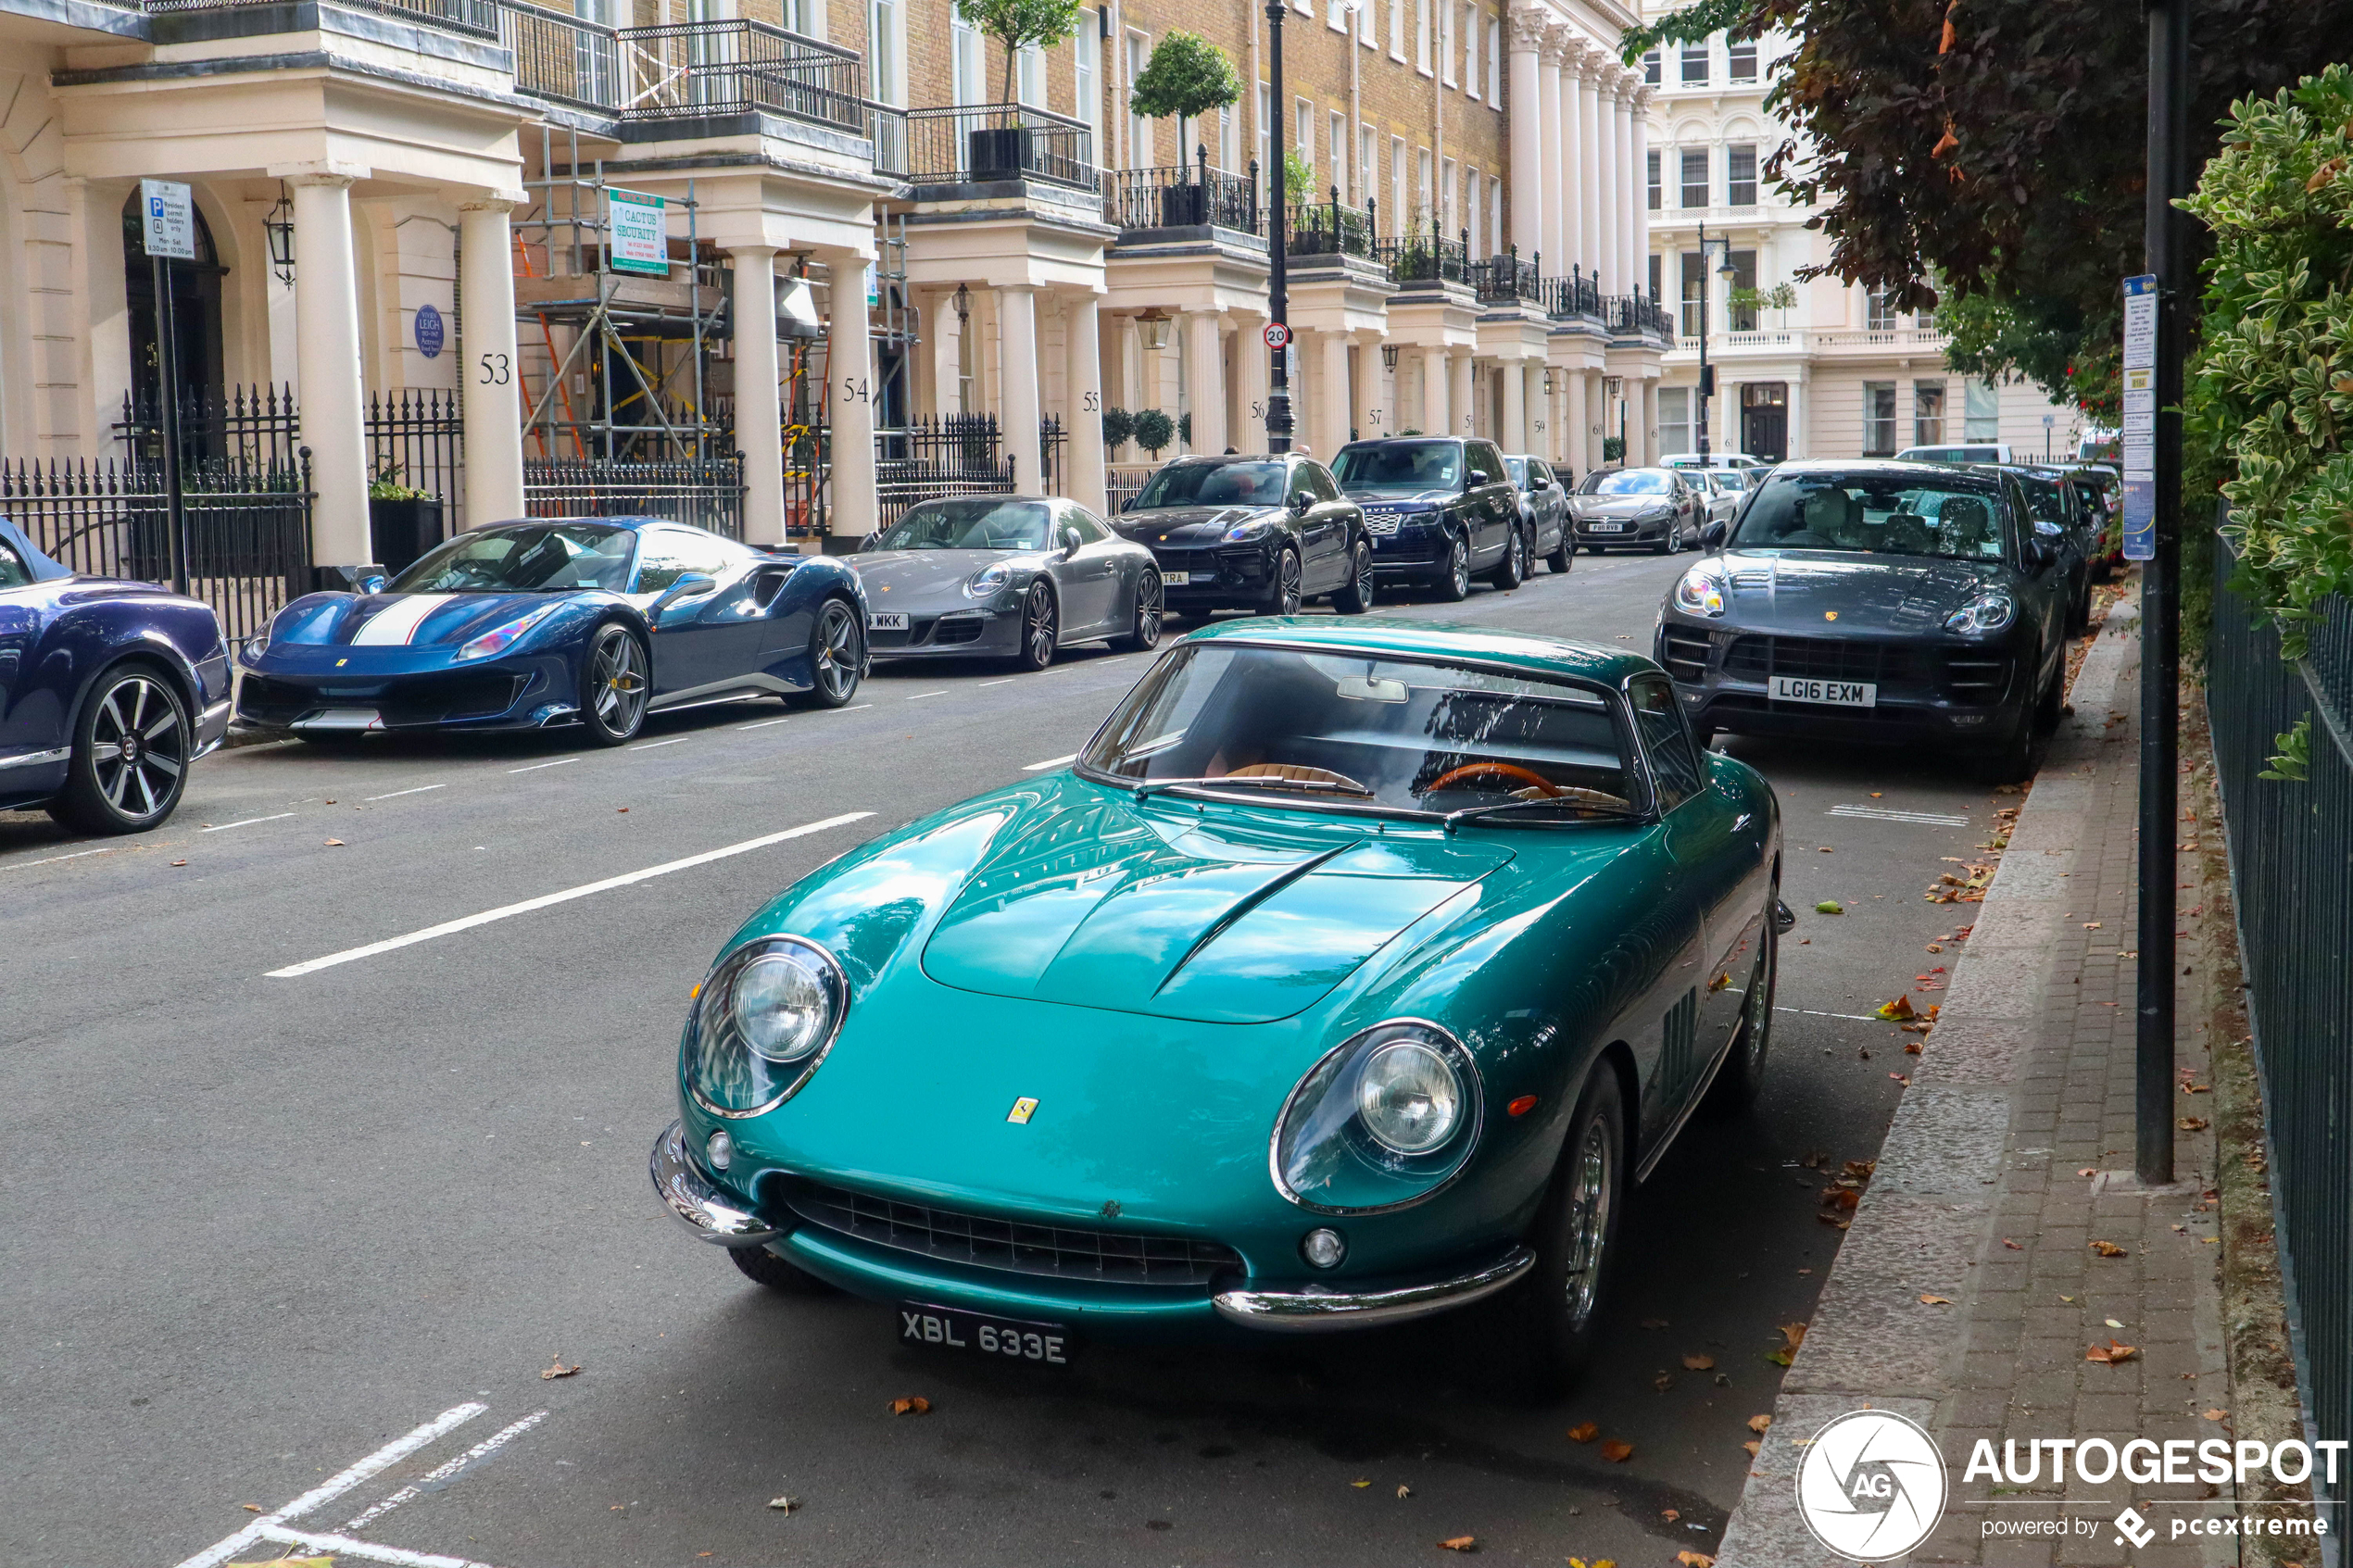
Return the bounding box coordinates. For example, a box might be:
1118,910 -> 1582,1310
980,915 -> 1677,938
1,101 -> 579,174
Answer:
1762,458 -> 2008,493
1159,454 -> 1293,466
1178,614 -> 1653,684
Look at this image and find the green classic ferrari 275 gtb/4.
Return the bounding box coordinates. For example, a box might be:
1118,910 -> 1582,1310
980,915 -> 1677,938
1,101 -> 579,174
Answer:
651,619 -> 1792,1391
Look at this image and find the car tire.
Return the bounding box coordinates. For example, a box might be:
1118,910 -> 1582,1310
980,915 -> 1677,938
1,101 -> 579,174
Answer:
798,596 -> 866,707
47,663 -> 192,835
1269,548 -> 1304,616
1014,583 -> 1058,672
1971,678 -> 2049,784
730,1243 -> 838,1295
1651,527 -> 1675,556
1705,884 -> 1780,1115
1545,530 -> 1572,573
579,624 -> 650,745
1433,534 -> 1472,602
1116,569 -> 1164,652
1332,540 -> 1377,615
1490,1064 -> 1628,1397
1489,525 -> 1528,590
2031,650 -> 2066,736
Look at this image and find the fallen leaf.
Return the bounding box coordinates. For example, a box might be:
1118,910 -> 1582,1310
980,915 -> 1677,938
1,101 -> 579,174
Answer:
1743,1438 -> 1761,1456
1748,1413 -> 1773,1433
1919,1294 -> 1953,1306
2203,1409 -> 2230,1422
2085,1340 -> 2139,1364
1601,1438 -> 1634,1462
1437,1537 -> 1476,1552
171,859 -> 188,867
2179,1116 -> 2208,1131
1398,1484 -> 1414,1498
1567,1422 -> 1601,1442
2107,1318 -> 2126,1329
2079,1167 -> 2101,1177
617,807 -> 629,813
1815,900 -> 1843,914
1652,1372 -> 1674,1392
1779,1323 -> 1808,1351
1925,943 -> 1943,953
889,1396 -> 931,1415
1678,1553 -> 1717,1568
1904,1042 -> 1922,1054
2091,1240 -> 2129,1258
1682,1353 -> 1715,1371
1353,1478 -> 1373,1487
1890,1073 -> 1912,1085
1802,1150 -> 1827,1169
541,1357 -> 582,1379
768,1496 -> 798,1512
1876,994 -> 1917,1022
323,838 -> 346,847
241,1503 -> 262,1512
1661,1508 -> 1681,1523
2083,921 -> 2102,929
1818,846 -> 1834,853
1843,1160 -> 1875,1179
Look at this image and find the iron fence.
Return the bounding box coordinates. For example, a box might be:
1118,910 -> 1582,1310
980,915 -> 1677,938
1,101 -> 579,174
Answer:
1109,157 -> 1260,234
499,0 -> 621,111
1540,269 -> 1604,320
902,103 -> 1097,192
523,454 -> 746,539
875,417 -> 1012,529
1378,224 -> 1468,286
1473,248 -> 1542,305
2208,533 -> 2353,1520
618,19 -> 865,130
1285,192 -> 1376,258
145,0 -> 498,35
367,388 -> 467,532
1604,293 -> 1675,341
1,454 -> 312,642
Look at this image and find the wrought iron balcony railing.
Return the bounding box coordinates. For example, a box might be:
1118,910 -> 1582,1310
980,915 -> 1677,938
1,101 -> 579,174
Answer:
1109,155 -> 1260,234
1377,223 -> 1468,286
1471,247 -> 1541,304
145,0 -> 498,35
1538,269 -> 1604,319
1605,293 -> 1675,341
618,18 -> 865,131
900,103 -> 1098,192
1284,190 -> 1376,257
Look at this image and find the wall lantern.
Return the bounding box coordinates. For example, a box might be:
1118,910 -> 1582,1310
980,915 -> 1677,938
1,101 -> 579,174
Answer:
265,182 -> 296,286
1135,306 -> 1173,353
1380,343 -> 1399,370
1541,369 -> 1555,395
952,282 -> 971,323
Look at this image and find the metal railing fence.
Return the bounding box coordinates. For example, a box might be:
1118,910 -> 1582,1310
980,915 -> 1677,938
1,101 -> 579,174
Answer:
2208,533 -> 2353,1520
902,103 -> 1098,191
1109,157 -> 1260,234
1540,269 -> 1604,319
144,0 -> 499,34
1378,224 -> 1468,286
618,18 -> 865,130
1473,247 -> 1542,304
1605,293 -> 1674,341
522,454 -> 746,539
1285,191 -> 1375,257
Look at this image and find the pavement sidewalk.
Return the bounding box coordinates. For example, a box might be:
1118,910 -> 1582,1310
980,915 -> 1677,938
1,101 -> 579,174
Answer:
1717,593 -> 2254,1568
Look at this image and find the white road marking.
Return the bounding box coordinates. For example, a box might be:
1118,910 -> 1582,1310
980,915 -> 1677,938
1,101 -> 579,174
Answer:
508,758 -> 577,773
819,702 -> 873,713
365,784 -> 447,802
735,715 -> 793,730
1023,753 -> 1079,771
266,812 -> 874,978
255,1525 -> 510,1568
1777,1007 -> 1890,1022
1828,804 -> 1971,827
172,1402 -> 485,1568
0,846 -> 117,872
202,813 -> 296,833
627,737 -> 687,751
343,1410 -> 547,1532
977,678 -> 1015,687
906,690 -> 947,700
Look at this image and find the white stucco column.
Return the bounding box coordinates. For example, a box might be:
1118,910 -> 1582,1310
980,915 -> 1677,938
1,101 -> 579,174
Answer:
826,252 -> 877,542
1315,330 -> 1350,458
1234,313 -> 1269,451
1558,43 -> 1587,279
1500,359 -> 1527,452
1537,38 -> 1566,270
1590,370 -> 1609,470
996,284 -> 1042,492
728,245 -> 786,546
1451,355 -> 1475,439
286,171 -> 370,569
1351,335 -> 1379,445
1617,83 -> 1642,295
1594,85 -> 1620,298
1565,367 -> 1589,480
456,196 -> 524,530
1182,308 -> 1227,455
1506,8 -> 1545,260
1577,61 -> 1604,280
1063,293 -> 1107,512
1786,376 -> 1806,460
1419,345 -> 1449,436
1630,87 -> 1655,304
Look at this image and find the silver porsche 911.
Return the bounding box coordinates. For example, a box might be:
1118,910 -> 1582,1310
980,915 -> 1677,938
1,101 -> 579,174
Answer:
850,496 -> 1164,671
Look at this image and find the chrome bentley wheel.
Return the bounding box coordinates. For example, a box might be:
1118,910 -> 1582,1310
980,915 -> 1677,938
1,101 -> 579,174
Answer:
581,624 -> 649,744
803,598 -> 865,708
50,666 -> 190,834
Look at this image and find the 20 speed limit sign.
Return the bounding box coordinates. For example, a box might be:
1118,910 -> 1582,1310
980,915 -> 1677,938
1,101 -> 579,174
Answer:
1263,320 -> 1290,349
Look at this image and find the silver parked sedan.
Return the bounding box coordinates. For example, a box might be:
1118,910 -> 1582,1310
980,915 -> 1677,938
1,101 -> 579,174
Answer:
850,496 -> 1164,672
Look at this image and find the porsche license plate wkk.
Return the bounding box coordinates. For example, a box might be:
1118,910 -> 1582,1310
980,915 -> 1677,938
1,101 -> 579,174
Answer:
1769,675 -> 1877,708
867,611 -> 909,632
899,1302 -> 1073,1365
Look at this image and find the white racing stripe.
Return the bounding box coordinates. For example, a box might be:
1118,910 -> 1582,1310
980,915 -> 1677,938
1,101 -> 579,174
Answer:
1022,753 -> 1079,771
266,812 -> 873,978
349,595 -> 454,646
1828,804 -> 1972,828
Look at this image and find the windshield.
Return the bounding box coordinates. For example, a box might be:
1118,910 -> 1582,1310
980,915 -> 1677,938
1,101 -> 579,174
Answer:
391,523 -> 635,593
1504,458 -> 1529,485
2014,474 -> 2069,528
1079,642 -> 1637,821
873,499 -> 1053,552
1332,442 -> 1461,495
1131,461 -> 1290,509
1581,470 -> 1671,495
1730,472 -> 2012,562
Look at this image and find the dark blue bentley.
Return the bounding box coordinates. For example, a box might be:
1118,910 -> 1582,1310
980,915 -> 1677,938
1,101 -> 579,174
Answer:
0,517 -> 232,834
233,518 -> 868,746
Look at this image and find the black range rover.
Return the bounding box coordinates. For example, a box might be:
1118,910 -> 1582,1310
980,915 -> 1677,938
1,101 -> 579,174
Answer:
1329,437 -> 1528,600
1112,454 -> 1373,617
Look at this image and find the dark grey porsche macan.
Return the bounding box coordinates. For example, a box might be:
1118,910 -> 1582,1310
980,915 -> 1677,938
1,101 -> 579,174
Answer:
1653,459 -> 2073,783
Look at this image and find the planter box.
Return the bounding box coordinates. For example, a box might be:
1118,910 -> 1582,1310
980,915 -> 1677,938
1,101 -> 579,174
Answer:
967,125 -> 1030,182
1158,182 -> 1207,228
369,497 -> 444,576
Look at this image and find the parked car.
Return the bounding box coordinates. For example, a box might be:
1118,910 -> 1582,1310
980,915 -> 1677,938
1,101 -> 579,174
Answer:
1569,467 -> 1709,555
1330,437 -> 1528,600
1109,455 -> 1370,619
1660,451 -> 1767,473
233,517 -> 865,746
1504,454 -> 1574,573
1653,459 -> 2073,783
856,496 -> 1163,672
0,517 -> 231,834
1894,443 -> 2017,464
1993,465 -> 2096,633
1692,468 -> 1746,533
651,617 -> 1790,1394
2056,466 -> 2122,580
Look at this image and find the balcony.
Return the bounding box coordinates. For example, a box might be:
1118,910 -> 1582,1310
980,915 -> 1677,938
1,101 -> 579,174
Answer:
1471,248 -> 1541,306
1538,269 -> 1603,320
146,0 -> 497,36
1282,191 -> 1376,257
1378,224 -> 1468,288
897,103 -> 1097,193
1108,158 -> 1260,235
496,5 -> 864,132
1604,294 -> 1675,343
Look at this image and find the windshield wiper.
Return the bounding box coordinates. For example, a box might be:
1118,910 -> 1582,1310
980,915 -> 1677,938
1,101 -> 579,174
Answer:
1441,796 -> 1639,833
1129,774 -> 1376,801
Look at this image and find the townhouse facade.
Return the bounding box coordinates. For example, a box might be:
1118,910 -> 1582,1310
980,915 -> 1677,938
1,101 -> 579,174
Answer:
0,0 -> 1667,603
1639,13 -> 2082,464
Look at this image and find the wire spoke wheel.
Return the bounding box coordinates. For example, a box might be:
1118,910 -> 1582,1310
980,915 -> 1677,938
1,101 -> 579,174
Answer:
1560,1118 -> 1616,1330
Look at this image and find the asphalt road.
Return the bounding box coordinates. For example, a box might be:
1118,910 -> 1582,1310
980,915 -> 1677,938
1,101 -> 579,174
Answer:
2,548 -> 2007,1568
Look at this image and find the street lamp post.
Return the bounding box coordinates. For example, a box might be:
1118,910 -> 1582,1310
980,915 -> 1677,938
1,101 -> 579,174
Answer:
1263,0 -> 1293,453
1692,221 -> 1737,469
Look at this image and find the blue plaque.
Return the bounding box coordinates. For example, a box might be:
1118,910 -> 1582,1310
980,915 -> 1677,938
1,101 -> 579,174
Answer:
415,302 -> 446,360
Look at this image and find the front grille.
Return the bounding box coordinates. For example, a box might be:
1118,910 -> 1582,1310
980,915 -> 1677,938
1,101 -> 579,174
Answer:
1723,635 -> 1933,688
234,674 -> 320,722
1661,628 -> 1715,682
1942,653 -> 2010,703
379,672 -> 524,725
1363,511 -> 1402,536
782,1179 -> 1241,1287
934,614 -> 986,646
874,615 -> 980,650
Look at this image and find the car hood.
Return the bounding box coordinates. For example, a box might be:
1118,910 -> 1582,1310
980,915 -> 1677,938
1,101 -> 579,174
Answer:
1573,495 -> 1674,516
1711,549 -> 2018,633
1345,489 -> 1453,509
917,797 -> 1512,1024
274,590 -> 576,649
851,548 -> 1044,608
1113,505 -> 1278,545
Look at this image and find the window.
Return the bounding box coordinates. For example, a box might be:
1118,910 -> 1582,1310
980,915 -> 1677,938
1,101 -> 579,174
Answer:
1647,147 -> 1661,210
866,0 -> 902,106
1328,0 -> 1348,29
1441,155 -> 1456,233
1727,249 -> 1756,330
0,537 -> 29,589
1680,147 -> 1708,208
1331,110 -> 1348,196
1464,4 -> 1478,95
637,528 -> 734,593
1221,102 -> 1238,172
1466,168 -> 1480,254
1126,31 -> 1150,161
1680,250 -> 1707,337
1416,145 -> 1432,224
1297,97 -> 1316,184
1648,252 -> 1663,302
1415,0 -> 1428,69
1259,83 -> 1274,191
1017,43 -> 1045,106
1490,179 -> 1502,257
1727,143 -> 1757,206
1391,134 -> 1407,226
1072,26 -> 1095,138
1440,0 -> 1454,83
1487,15 -> 1500,101
952,11 -> 984,106
1965,379 -> 2002,441
1914,380 -> 1947,446
1390,0 -> 1403,56
1659,386 -> 1692,457
1360,122 -> 1376,204
1630,675 -> 1705,809
1680,41 -> 1708,85
1863,382 -> 1898,456
1642,47 -> 1660,84
1728,35 -> 1757,82
1866,286 -> 1897,330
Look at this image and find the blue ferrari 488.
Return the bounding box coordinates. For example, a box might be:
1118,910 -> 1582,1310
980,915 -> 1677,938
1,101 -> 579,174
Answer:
234,518 -> 868,746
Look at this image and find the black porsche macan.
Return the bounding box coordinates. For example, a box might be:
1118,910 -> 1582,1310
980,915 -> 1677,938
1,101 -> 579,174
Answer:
1111,455 -> 1374,618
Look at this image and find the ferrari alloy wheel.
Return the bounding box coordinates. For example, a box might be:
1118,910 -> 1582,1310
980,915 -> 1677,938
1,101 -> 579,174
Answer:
802,598 -> 865,708
581,624 -> 649,745
1015,583 -> 1058,672
1118,569 -> 1164,652
50,665 -> 190,834
1490,1066 -> 1626,1395
730,1243 -> 838,1295
1270,549 -> 1303,616
1333,540 -> 1376,615
1490,524 -> 1527,590
1708,885 -> 1780,1113
1545,527 -> 1572,574
1435,534 -> 1471,602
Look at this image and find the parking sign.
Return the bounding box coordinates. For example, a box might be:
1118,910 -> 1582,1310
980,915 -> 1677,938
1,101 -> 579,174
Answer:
2120,274 -> 2157,561
141,179 -> 195,261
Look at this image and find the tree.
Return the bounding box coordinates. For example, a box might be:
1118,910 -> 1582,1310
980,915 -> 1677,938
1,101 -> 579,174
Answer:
1133,408 -> 1176,457
1128,30 -> 1241,150
954,0 -> 1086,106
1101,406 -> 1136,451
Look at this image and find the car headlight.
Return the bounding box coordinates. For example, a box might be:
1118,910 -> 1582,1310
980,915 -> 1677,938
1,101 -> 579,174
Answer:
1271,1020 -> 1483,1213
1224,518 -> 1277,543
682,935 -> 848,1118
455,601 -> 561,661
964,563 -> 1014,598
1674,566 -> 1727,617
239,630 -> 270,665
1945,592 -> 2018,633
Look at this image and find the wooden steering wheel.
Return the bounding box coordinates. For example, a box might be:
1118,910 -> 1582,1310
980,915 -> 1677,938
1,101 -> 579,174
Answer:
1427,761 -> 1564,797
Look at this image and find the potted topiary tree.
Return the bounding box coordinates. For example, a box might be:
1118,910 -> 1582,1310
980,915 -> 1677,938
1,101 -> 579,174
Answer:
1132,408 -> 1175,459
1101,406 -> 1136,452
1127,30 -> 1242,226
954,0 -> 1086,180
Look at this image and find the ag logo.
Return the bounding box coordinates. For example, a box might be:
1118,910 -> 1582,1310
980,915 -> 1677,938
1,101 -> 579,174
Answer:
1793,1409 -> 1947,1561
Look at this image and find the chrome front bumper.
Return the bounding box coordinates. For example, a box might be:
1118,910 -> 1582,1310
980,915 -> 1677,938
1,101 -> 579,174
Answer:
650,1121 -> 781,1248
1209,1246 -> 1536,1332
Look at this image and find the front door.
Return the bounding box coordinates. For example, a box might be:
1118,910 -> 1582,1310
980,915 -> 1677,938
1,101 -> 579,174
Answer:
635,528 -> 762,696
1054,508 -> 1122,635
1742,383 -> 1790,462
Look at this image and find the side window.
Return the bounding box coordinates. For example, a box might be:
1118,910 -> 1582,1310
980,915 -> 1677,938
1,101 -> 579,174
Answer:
1066,508 -> 1111,544
1303,463 -> 1340,502
1466,444 -> 1499,485
635,538 -> 691,594
1529,460 -> 1553,489
1629,674 -> 1706,810
0,538 -> 30,590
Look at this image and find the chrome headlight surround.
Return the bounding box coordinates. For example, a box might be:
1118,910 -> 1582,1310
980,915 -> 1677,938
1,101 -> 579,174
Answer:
1270,1019 -> 1485,1214
1224,517 -> 1277,543
964,562 -> 1015,598
1673,565 -> 1727,617
682,935 -> 849,1120
1944,592 -> 2018,633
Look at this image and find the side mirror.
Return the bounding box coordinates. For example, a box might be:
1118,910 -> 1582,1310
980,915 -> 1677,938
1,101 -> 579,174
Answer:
1290,491 -> 1314,517
358,571 -> 390,596
2022,535 -> 2055,571
651,572 -> 718,613
1061,532 -> 1082,558
1119,496 -> 1135,513
2033,518 -> 2063,537
1702,521 -> 1728,551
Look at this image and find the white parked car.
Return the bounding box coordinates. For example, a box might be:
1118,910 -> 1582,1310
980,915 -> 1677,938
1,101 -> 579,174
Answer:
1894,443 -> 2016,464
1660,451 -> 1768,472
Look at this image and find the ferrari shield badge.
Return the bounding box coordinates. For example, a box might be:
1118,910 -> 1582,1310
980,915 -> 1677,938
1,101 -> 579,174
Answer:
1006,1098 -> 1039,1124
